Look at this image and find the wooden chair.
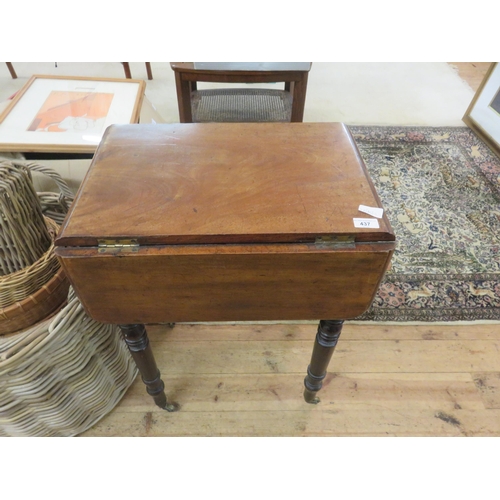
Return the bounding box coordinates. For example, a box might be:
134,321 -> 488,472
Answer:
170,62 -> 311,123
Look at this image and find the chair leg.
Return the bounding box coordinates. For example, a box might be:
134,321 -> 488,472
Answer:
121,62 -> 132,79
122,62 -> 152,80
6,62 -> 17,79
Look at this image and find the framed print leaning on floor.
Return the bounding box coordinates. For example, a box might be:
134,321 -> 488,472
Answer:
463,62 -> 500,158
0,75 -> 145,154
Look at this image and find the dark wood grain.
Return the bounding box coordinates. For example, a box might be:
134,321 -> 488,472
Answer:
56,242 -> 394,324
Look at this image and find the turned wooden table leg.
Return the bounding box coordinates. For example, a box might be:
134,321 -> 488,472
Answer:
119,324 -> 179,412
303,319 -> 344,404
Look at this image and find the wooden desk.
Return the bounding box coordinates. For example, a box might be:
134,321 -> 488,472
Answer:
55,122 -> 395,411
170,62 -> 311,123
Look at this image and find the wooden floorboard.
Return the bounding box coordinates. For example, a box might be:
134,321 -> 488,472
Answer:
145,338 -> 500,374
148,322 -> 500,341
85,407 -> 500,437
82,63 -> 500,438
81,322 -> 500,437
113,372 -> 484,413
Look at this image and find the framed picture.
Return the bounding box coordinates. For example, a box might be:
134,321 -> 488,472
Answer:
463,62 -> 500,158
0,75 -> 145,154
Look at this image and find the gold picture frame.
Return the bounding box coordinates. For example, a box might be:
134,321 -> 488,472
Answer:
463,62 -> 500,158
0,75 -> 145,154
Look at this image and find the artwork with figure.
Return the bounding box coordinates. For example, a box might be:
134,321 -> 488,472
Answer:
27,91 -> 114,133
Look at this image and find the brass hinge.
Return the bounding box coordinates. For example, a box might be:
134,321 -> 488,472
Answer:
97,239 -> 139,254
314,235 -> 356,248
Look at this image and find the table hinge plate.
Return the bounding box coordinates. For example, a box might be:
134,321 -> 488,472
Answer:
314,235 -> 356,248
98,239 -> 139,254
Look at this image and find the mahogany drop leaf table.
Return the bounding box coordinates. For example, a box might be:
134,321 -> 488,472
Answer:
55,122 -> 395,411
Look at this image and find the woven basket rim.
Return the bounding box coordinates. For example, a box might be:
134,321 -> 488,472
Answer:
0,217 -> 58,283
0,266 -> 67,318
0,217 -> 60,308
0,300 -> 67,341
0,265 -> 69,336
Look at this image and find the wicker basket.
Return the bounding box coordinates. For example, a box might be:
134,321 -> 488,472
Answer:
22,161 -> 75,225
0,290 -> 138,437
0,217 -> 61,309
0,215 -> 69,336
0,265 -> 69,336
0,161 -> 52,275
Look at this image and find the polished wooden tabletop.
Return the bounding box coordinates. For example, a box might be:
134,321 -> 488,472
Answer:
56,122 -> 394,247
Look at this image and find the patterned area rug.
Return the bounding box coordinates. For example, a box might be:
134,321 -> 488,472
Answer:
349,126 -> 500,322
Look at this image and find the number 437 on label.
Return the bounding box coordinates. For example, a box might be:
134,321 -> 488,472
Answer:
353,218 -> 380,228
